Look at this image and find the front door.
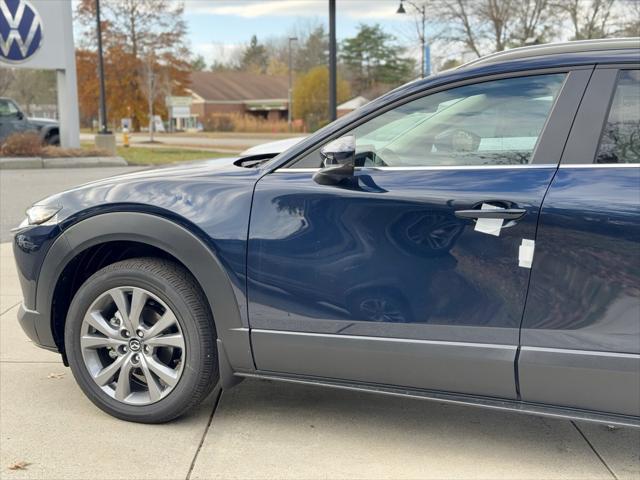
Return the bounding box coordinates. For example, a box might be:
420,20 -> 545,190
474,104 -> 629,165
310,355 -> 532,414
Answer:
248,69 -> 590,399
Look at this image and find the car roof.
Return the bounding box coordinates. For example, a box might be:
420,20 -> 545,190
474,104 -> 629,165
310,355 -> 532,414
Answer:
458,38 -> 639,70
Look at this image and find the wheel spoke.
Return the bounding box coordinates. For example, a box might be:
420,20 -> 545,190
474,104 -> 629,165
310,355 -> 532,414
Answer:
114,356 -> 134,401
109,288 -> 131,331
144,355 -> 179,387
82,285 -> 185,405
128,288 -> 147,331
145,311 -> 178,339
144,333 -> 184,349
94,354 -> 127,386
140,356 -> 163,402
85,311 -> 119,339
81,334 -> 126,350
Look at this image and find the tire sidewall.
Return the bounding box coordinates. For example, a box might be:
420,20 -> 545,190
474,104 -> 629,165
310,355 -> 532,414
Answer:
65,266 -> 211,422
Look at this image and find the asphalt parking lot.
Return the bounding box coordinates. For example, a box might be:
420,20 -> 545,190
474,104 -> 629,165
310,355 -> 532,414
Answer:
0,168 -> 639,479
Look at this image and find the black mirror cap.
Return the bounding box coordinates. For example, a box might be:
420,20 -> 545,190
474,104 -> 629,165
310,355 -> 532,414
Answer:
320,135 -> 356,166
312,162 -> 355,186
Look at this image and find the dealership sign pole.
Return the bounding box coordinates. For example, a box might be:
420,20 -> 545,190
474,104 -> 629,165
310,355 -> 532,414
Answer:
0,0 -> 80,148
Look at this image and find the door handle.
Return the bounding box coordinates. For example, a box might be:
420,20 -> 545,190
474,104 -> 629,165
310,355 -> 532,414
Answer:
454,208 -> 526,220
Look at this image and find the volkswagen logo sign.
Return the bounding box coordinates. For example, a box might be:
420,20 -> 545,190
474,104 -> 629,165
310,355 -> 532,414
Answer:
0,0 -> 43,63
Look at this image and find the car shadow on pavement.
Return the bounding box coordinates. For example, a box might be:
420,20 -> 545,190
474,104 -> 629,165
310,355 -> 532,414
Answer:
192,378 -> 639,480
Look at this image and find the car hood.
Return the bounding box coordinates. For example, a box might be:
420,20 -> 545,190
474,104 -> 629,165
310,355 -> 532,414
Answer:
27,117 -> 58,127
35,156 -> 264,227
51,156 -> 243,192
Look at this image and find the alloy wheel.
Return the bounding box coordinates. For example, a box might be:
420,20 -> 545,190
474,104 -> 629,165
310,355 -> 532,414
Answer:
79,286 -> 185,405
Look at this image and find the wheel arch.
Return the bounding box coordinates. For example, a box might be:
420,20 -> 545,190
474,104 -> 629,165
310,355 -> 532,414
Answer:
37,211 -> 253,374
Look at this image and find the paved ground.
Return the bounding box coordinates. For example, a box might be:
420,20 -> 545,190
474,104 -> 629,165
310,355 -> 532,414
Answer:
0,168 -> 638,479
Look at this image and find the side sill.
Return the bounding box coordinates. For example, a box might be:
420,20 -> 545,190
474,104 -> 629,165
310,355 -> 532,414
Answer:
234,370 -> 640,429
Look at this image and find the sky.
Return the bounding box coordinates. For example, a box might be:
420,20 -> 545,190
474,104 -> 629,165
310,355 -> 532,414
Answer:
183,0 -> 426,64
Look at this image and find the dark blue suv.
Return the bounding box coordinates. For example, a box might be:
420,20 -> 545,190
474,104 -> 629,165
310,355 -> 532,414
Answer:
12,39 -> 640,425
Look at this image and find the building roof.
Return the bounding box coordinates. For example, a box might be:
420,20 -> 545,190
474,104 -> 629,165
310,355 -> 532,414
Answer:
188,71 -> 288,103
338,96 -> 370,110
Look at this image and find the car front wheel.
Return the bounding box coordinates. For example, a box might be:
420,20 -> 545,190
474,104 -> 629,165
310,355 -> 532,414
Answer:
64,258 -> 218,423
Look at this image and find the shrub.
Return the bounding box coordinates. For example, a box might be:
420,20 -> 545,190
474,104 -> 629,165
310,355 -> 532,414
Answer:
1,132 -> 43,157
41,146 -> 109,158
0,132 -> 110,158
203,113 -> 303,134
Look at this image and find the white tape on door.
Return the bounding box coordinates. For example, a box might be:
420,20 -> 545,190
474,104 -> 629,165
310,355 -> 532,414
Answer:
474,203 -> 504,237
519,239 -> 535,268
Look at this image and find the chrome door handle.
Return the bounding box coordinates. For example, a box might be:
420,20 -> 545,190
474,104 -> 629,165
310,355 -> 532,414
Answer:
454,209 -> 527,220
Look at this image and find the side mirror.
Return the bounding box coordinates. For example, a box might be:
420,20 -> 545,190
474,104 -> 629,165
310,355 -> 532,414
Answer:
16,111 -> 24,120
313,135 -> 356,186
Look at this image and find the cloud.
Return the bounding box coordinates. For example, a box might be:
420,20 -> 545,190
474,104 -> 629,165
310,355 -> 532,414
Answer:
185,0 -> 402,20
191,42 -> 244,63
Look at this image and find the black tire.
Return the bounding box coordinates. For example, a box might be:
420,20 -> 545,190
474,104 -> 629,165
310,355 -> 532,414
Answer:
64,258 -> 218,423
46,133 -> 60,146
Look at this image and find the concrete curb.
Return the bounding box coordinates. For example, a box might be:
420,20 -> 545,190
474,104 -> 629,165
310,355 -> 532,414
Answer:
0,156 -> 127,169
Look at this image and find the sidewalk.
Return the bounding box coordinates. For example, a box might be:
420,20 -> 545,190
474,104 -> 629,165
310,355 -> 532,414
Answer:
1,242 -> 638,479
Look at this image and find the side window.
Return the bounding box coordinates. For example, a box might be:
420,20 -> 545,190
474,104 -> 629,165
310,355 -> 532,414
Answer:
291,74 -> 566,168
0,99 -> 19,117
596,70 -> 640,164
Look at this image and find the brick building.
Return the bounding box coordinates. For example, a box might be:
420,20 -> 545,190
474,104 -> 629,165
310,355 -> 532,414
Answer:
188,71 -> 289,122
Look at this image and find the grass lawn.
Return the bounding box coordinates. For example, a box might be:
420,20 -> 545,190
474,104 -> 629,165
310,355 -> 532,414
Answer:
117,146 -> 229,165
80,142 -> 230,165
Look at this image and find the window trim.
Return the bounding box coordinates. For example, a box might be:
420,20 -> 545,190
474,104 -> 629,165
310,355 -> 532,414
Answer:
275,66 -> 594,171
561,66 -> 640,166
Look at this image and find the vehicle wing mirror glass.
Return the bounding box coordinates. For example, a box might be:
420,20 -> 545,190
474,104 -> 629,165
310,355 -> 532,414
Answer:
314,135 -> 356,186
16,111 -> 23,120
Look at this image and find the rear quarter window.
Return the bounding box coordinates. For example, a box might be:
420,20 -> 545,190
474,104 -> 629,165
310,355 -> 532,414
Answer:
596,70 -> 640,164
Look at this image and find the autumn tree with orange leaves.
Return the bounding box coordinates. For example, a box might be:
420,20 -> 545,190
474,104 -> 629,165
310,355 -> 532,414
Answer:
75,0 -> 190,131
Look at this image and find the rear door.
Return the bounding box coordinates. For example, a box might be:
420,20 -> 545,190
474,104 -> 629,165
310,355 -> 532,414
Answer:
518,67 -> 640,417
247,68 -> 592,399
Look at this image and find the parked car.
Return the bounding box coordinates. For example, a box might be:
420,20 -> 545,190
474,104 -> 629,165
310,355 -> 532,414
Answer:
0,97 -> 60,146
12,39 -> 640,425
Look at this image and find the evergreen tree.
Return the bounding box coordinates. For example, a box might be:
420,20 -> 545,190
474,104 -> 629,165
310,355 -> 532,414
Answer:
341,24 -> 415,94
240,35 -> 269,74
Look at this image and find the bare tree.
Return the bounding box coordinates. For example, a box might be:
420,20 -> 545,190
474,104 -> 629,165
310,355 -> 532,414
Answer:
434,0 -> 627,59
615,0 -> 640,37
477,0 -> 515,52
0,69 -> 14,96
510,0 -> 558,46
5,70 -> 56,115
555,0 -> 617,39
438,0 -> 518,57
439,0 -> 484,57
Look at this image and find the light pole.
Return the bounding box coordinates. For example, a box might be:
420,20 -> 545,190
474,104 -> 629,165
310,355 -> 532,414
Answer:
95,0 -> 109,133
287,37 -> 297,131
94,0 -> 115,155
146,52 -> 156,142
396,0 -> 427,79
328,0 -> 337,121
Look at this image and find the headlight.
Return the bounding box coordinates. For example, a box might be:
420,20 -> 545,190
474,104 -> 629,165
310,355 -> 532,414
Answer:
25,205 -> 62,225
